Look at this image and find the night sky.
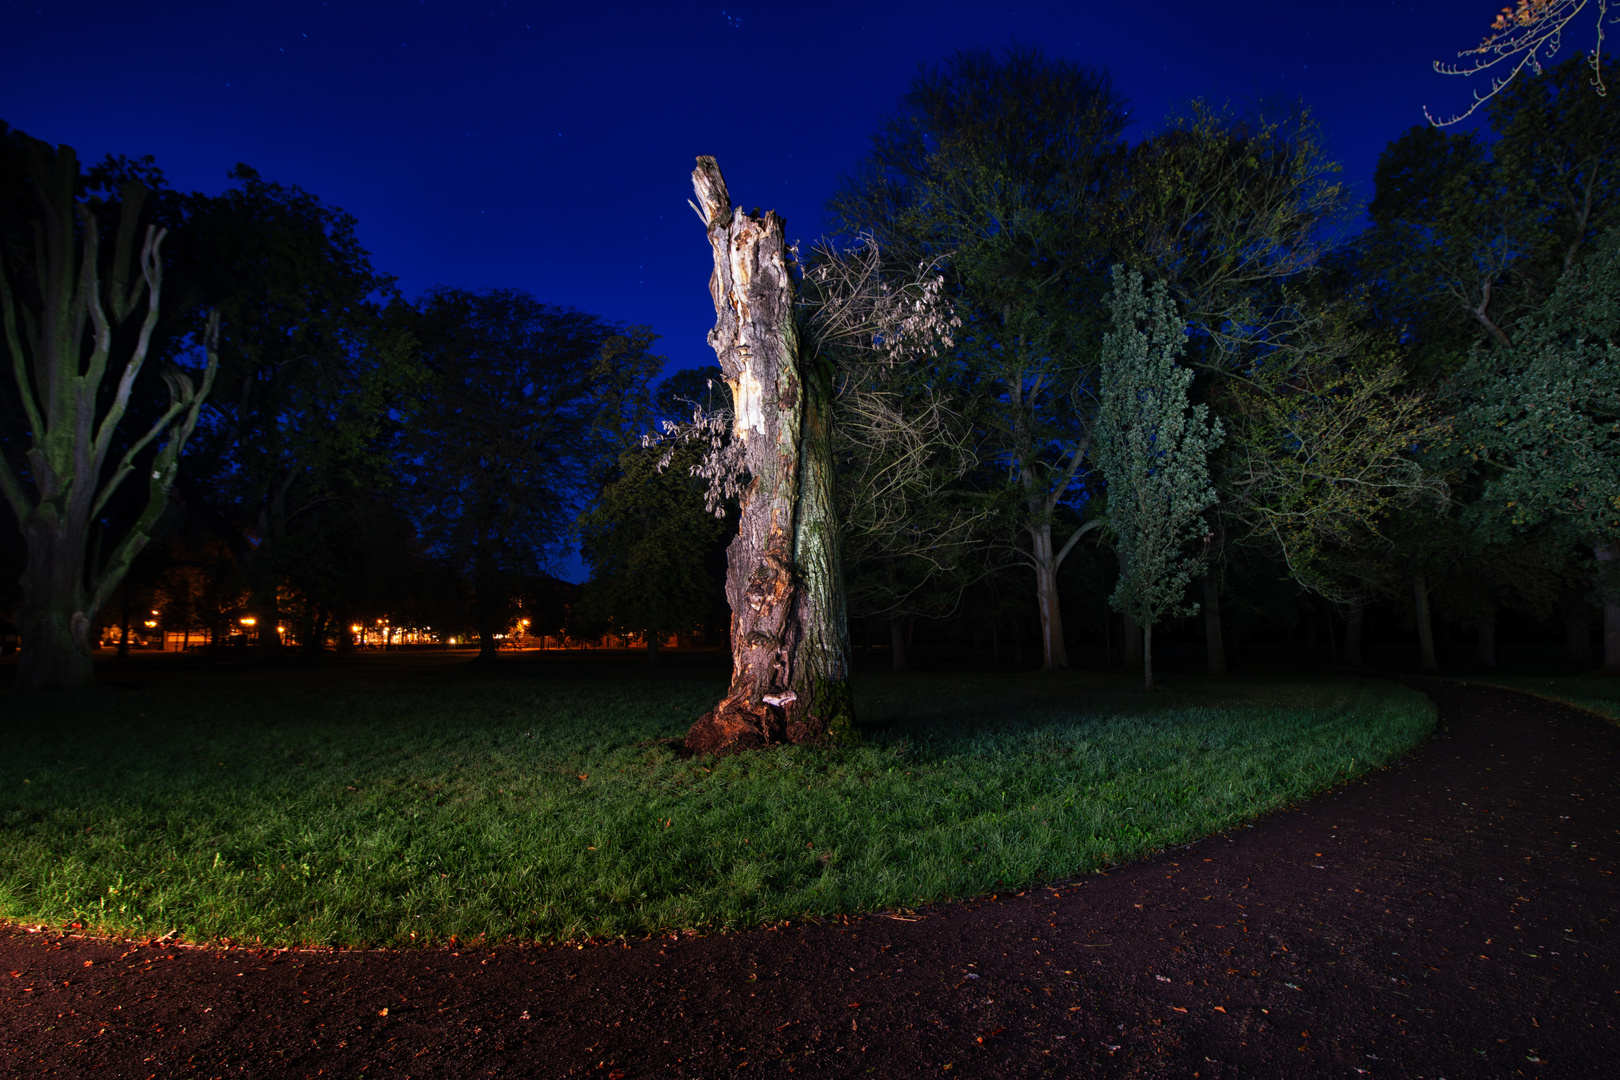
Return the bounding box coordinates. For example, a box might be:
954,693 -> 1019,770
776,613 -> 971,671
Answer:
6,0 -> 1512,370
4,1 -> 1517,577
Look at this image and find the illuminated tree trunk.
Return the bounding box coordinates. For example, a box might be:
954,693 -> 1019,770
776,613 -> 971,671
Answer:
1028,521 -> 1069,669
0,140 -> 215,690
683,157 -> 856,756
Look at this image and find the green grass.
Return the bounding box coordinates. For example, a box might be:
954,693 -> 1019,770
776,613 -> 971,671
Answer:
1444,673 -> 1620,723
0,666 -> 1434,948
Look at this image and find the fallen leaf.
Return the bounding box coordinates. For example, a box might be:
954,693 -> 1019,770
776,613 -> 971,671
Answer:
1213,1006 -> 1227,1013
1172,1007 -> 1188,1013
379,1008 -> 388,1017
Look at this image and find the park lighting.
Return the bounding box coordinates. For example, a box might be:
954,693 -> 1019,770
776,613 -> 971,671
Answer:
351,624 -> 362,634
241,617 -> 257,628
143,620 -> 157,628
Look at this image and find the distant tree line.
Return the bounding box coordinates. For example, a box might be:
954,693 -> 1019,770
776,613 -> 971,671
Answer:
1,45 -> 1617,689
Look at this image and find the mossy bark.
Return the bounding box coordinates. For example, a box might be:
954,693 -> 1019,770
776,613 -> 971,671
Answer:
682,157 -> 856,757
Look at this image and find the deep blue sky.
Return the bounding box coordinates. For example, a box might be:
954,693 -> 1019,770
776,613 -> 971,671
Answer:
6,0 -> 1514,374
3,0 -> 1531,578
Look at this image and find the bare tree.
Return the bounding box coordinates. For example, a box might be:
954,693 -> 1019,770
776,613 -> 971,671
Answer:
0,139 -> 217,689
801,237 -> 989,654
1429,0 -> 1613,125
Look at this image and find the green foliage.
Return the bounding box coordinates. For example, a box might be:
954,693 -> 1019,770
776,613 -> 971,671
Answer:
1112,98 -> 1346,372
828,46 -> 1132,667
578,439 -> 728,645
0,667 -> 1433,946
1457,224 -> 1620,541
1097,267 -> 1222,678
405,287 -> 662,652
1219,311 -> 1451,603
1364,56 -> 1619,371
170,165 -> 422,644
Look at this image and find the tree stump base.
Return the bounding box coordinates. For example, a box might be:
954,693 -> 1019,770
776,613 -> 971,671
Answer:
684,699 -> 776,758
685,689 -> 831,756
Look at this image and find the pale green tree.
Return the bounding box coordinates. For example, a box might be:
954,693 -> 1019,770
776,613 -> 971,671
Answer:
0,137 -> 216,689
1096,267 -> 1222,689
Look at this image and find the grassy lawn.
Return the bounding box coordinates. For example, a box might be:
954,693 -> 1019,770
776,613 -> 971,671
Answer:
0,660 -> 1434,948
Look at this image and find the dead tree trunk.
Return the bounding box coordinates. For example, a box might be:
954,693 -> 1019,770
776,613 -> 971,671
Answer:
683,157 -> 856,757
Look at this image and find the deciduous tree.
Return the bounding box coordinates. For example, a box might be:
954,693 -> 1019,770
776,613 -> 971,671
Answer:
406,286 -> 660,661
1429,0 -> 1611,125
0,136 -> 215,689
1457,224 -> 1620,670
828,46 -> 1131,669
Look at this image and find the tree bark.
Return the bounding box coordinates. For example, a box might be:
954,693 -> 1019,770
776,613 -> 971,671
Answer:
2,144 -> 215,690
683,157 -> 855,757
1122,612 -> 1142,672
1342,600 -> 1365,666
888,616 -> 909,672
116,583 -> 134,658
255,583 -> 282,659
1413,576 -> 1438,671
15,520 -> 98,689
1476,614 -> 1497,667
1561,592 -> 1593,662
1596,543 -> 1620,674
1029,522 -> 1069,669
1142,621 -> 1155,689
1202,574 -> 1226,674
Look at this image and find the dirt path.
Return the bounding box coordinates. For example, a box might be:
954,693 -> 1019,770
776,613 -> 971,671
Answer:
2,679 -> 1615,1079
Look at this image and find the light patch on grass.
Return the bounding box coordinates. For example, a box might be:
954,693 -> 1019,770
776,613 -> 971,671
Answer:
0,671 -> 1434,947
